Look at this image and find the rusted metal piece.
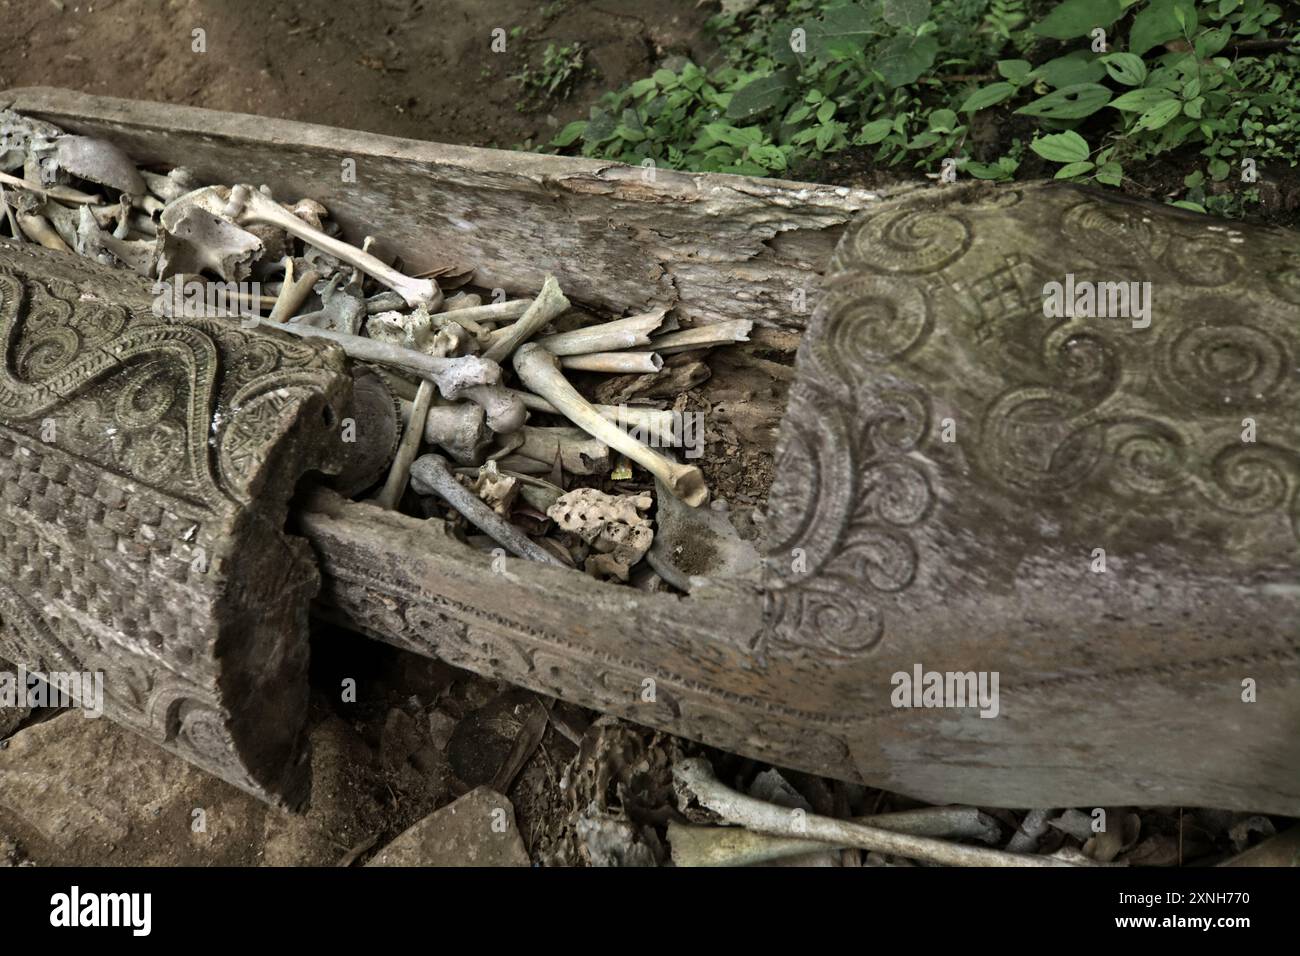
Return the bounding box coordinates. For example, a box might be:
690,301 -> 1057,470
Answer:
0,240 -> 351,807
0,89 -> 1296,815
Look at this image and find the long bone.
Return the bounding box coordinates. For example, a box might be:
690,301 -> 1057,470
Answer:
409,454 -> 565,567
673,758 -> 1093,868
509,389 -> 678,441
535,310 -> 666,356
513,343 -> 707,506
245,318 -> 497,401
162,184 -> 441,309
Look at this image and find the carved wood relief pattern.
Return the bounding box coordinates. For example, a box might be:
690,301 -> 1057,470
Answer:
0,242 -> 350,804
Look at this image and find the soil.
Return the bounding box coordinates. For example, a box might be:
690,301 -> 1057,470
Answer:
0,0 -> 715,149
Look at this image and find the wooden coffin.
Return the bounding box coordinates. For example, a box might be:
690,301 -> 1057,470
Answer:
2,87 -> 1297,814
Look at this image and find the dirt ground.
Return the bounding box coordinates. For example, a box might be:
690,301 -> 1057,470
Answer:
0,0 -> 715,148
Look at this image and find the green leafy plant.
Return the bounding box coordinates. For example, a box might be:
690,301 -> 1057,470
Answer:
541,0 -> 1299,218
513,43 -> 588,106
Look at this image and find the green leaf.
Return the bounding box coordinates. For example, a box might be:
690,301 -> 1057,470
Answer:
1170,199 -> 1207,213
1016,83 -> 1113,120
858,118 -> 895,144
928,108 -> 958,132
961,82 -> 1016,113
961,157 -> 1017,181
582,108 -> 617,144
1054,161 -> 1096,179
1102,52 -> 1148,86
882,0 -> 931,30
1135,98 -> 1184,130
997,59 -> 1033,85
1034,0 -> 1122,39
876,32 -> 939,88
808,2 -> 887,59
725,71 -> 795,120
1032,51 -> 1107,89
1095,161 -> 1123,186
1130,0 -> 1196,56
1208,157 -> 1231,181
817,100 -> 836,124
1109,87 -> 1178,112
550,121 -> 587,147
1030,130 -> 1092,163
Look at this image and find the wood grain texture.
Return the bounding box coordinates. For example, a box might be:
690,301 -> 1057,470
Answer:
0,87 -> 906,333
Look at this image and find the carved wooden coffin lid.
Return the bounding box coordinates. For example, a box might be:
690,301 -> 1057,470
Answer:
757,182 -> 1300,810
0,240 -> 350,806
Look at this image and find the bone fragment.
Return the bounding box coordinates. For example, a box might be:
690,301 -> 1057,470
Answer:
17,212 -> 71,252
643,320 -> 753,355
409,454 -> 565,566
515,426 -> 611,475
513,344 -> 707,506
673,758 -> 1093,867
536,310 -> 666,356
483,277 -> 569,363
510,389 -> 677,440
373,379 -> 434,509
0,170 -> 102,205
560,351 -> 662,374
401,397 -> 491,465
164,184 -> 440,309
246,318 -> 500,399
268,259 -> 321,323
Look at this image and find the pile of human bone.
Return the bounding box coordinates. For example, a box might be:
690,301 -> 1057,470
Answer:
0,110 -> 753,588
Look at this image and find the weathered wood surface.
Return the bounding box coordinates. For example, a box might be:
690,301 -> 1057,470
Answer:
299,184 -> 1300,815
0,86 -> 904,333
0,240 -> 352,807
0,89 -> 1296,813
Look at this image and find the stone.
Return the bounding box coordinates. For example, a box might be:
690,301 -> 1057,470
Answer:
367,787 -> 529,867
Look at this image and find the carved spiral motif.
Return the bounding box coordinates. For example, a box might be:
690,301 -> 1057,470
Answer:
1201,445 -> 1293,515
1061,200 -> 1168,259
16,327 -> 80,379
983,388 -> 1104,493
1267,263 -> 1300,305
848,207 -> 971,274
812,275 -> 931,370
115,361 -> 179,428
858,460 -> 931,527
1158,321 -> 1289,411
126,421 -> 186,484
1162,234 -> 1243,287
1108,425 -> 1189,497
864,388 -> 930,455
801,587 -> 885,652
840,526 -> 919,593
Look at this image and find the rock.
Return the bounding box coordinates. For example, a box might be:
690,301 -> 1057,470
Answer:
367,787 -> 529,867
0,710 -> 396,866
